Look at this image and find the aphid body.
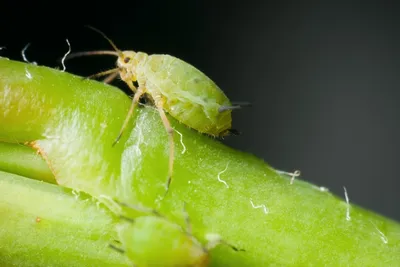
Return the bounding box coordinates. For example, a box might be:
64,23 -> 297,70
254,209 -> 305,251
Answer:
67,27 -> 242,194
116,215 -> 210,267
112,202 -> 241,267
118,51 -> 233,137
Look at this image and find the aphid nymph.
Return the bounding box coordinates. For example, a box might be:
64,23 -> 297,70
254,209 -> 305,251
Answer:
110,201 -> 243,267
67,26 -> 246,195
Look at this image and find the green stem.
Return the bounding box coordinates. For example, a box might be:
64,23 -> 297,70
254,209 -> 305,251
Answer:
0,171 -> 129,267
0,142 -> 55,183
0,58 -> 399,266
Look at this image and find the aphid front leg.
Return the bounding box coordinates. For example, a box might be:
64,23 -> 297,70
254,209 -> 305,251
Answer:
84,68 -> 120,81
153,94 -> 175,195
113,84 -> 145,146
102,71 -> 119,84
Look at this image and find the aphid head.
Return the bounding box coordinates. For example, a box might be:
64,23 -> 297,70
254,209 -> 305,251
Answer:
65,26 -> 140,81
117,51 -> 138,70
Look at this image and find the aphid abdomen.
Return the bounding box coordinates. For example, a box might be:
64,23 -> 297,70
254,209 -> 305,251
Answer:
117,216 -> 207,267
144,55 -> 232,136
166,98 -> 231,136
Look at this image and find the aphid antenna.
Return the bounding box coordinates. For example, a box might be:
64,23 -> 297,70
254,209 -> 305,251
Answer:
66,50 -> 120,60
65,25 -> 123,61
85,25 -> 122,55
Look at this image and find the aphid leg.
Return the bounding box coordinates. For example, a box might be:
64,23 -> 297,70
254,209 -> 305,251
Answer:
102,71 -> 119,84
119,215 -> 135,223
112,86 -> 145,146
109,243 -> 125,254
154,98 -> 175,195
84,68 -> 119,81
124,79 -> 138,94
182,202 -> 201,251
115,200 -> 161,217
109,242 -> 139,267
182,202 -> 192,235
204,233 -> 244,252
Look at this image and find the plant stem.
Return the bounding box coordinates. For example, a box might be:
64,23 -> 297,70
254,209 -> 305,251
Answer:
0,171 -> 130,267
0,58 -> 399,266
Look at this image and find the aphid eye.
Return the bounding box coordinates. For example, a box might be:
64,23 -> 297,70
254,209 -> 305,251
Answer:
124,57 -> 131,63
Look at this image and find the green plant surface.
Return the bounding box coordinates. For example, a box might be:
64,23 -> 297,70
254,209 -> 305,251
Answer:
0,57 -> 399,266
0,170 -> 130,267
0,142 -> 55,184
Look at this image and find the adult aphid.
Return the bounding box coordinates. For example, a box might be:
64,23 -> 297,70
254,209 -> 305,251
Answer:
67,26 -> 247,194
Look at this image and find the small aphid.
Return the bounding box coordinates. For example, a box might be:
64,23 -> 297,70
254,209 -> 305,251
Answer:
111,201 -> 242,267
67,26 -> 247,195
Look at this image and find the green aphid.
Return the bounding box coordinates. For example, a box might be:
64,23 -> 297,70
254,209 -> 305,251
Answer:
67,26 -> 247,195
111,202 -> 242,267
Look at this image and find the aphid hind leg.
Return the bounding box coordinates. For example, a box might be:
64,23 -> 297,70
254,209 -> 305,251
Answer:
154,96 -> 175,196
112,84 -> 145,146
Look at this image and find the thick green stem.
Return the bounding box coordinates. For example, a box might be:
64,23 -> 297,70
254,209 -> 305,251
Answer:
0,142 -> 55,184
0,171 -> 130,267
0,58 -> 399,266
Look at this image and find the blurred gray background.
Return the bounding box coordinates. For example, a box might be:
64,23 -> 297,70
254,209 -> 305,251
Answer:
1,1 -> 399,221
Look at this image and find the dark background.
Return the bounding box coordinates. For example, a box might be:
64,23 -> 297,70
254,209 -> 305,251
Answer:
1,1 -> 399,221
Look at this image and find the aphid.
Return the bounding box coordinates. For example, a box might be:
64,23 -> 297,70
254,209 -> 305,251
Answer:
67,26 -> 247,194
110,201 -> 242,267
